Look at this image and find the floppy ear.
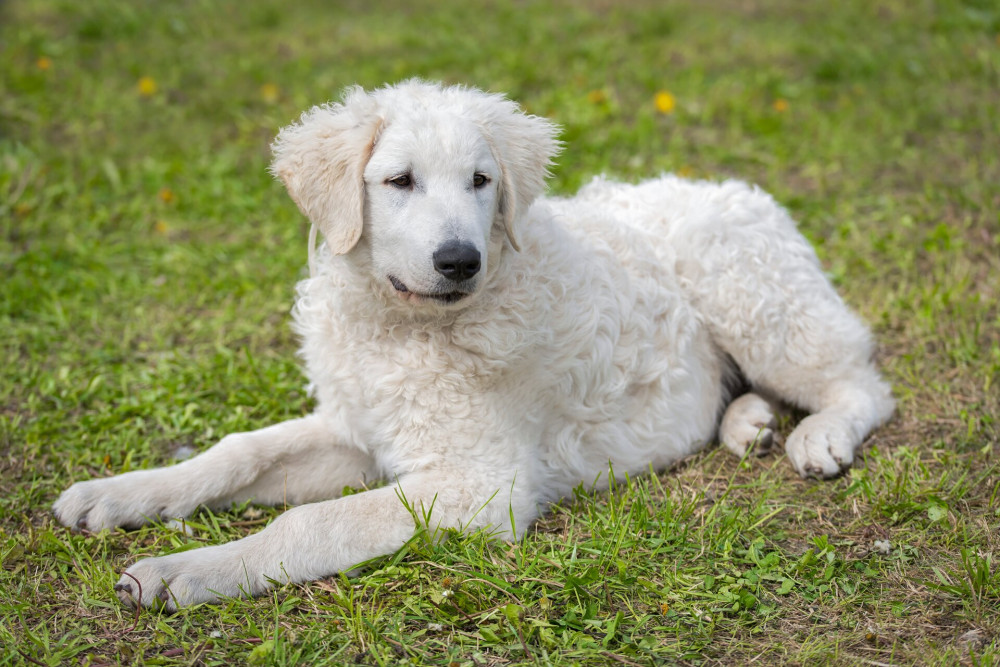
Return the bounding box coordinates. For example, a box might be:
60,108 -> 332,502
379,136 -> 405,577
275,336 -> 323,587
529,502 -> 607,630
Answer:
270,86 -> 383,255
476,96 -> 561,251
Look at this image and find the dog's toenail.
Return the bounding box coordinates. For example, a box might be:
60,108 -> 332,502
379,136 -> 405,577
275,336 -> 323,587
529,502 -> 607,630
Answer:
158,588 -> 170,601
114,583 -> 132,594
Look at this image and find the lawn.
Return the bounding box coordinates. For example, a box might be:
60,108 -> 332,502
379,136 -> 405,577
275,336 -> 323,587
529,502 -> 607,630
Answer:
2,0 -> 999,664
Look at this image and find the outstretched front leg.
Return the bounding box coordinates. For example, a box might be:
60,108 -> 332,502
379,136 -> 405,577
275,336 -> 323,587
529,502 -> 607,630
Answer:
53,414 -> 375,531
113,466 -> 533,610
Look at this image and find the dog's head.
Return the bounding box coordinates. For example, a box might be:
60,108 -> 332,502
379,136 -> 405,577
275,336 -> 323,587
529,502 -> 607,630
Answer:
270,80 -> 560,308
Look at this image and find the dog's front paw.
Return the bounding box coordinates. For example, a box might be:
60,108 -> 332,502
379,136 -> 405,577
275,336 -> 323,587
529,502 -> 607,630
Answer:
116,542 -> 268,611
53,471 -> 187,531
785,413 -> 858,479
115,554 -> 219,612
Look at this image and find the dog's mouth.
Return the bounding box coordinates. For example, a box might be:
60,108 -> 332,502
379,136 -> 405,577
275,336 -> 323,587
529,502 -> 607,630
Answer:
388,276 -> 469,304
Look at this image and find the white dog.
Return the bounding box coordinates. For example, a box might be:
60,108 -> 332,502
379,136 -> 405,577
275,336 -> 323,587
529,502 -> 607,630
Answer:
54,80 -> 894,610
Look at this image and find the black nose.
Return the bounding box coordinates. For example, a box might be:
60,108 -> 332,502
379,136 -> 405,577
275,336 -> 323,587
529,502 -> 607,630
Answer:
432,241 -> 481,281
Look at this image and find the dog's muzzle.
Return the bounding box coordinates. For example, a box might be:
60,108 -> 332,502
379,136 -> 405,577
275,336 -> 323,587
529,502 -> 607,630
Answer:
388,275 -> 470,304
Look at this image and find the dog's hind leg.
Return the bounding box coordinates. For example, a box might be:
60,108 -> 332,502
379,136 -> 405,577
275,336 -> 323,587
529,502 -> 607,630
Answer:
714,311 -> 893,478
675,182 -> 894,478
54,414 -> 375,531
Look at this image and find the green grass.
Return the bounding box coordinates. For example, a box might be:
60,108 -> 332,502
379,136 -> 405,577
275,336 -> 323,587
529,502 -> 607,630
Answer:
2,0 -> 999,664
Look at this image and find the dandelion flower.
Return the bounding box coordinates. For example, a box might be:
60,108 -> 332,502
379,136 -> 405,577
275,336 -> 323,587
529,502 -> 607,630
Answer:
154,220 -> 169,235
36,56 -> 52,71
773,98 -> 789,112
158,187 -> 175,203
138,76 -> 158,97
587,89 -> 607,104
260,83 -> 280,103
654,90 -> 676,114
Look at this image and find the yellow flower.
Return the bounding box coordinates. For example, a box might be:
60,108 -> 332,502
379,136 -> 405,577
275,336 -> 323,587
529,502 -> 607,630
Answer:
154,220 -> 170,235
158,187 -> 175,203
773,98 -> 789,112
587,89 -> 607,104
36,56 -> 52,71
138,76 -> 158,97
660,603 -> 670,615
260,83 -> 280,103
654,90 -> 676,114
677,165 -> 694,178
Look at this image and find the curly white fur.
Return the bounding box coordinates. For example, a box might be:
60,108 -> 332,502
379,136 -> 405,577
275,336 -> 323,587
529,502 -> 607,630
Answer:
54,80 -> 894,610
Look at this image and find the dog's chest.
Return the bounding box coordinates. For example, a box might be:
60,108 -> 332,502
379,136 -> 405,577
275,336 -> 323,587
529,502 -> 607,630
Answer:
300,301 -> 531,438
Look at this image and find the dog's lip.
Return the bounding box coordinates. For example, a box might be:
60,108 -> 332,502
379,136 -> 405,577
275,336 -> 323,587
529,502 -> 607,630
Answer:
388,276 -> 469,303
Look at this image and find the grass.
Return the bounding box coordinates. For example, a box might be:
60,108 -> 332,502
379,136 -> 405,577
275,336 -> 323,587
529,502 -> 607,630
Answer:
2,0 -> 999,664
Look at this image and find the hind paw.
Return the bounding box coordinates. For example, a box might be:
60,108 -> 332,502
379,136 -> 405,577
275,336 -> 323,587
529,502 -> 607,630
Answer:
720,393 -> 779,458
785,413 -> 859,478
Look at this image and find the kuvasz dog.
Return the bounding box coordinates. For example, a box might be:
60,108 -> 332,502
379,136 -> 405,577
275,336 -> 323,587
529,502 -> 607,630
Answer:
54,80 -> 894,610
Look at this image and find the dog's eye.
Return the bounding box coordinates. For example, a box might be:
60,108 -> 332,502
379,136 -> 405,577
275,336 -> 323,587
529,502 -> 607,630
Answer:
473,173 -> 490,188
387,174 -> 412,188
